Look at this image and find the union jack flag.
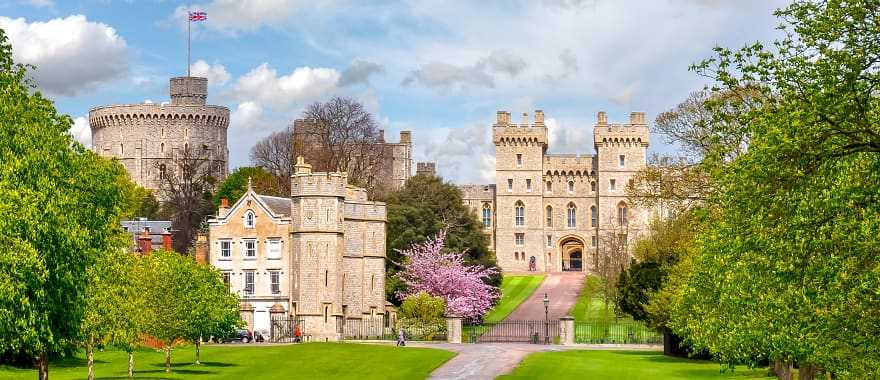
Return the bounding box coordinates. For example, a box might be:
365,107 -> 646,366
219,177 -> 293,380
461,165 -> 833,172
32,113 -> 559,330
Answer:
189,11 -> 207,22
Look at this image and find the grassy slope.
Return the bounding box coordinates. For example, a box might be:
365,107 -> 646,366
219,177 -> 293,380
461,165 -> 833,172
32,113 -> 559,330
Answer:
483,275 -> 545,323
0,343 -> 455,380
499,350 -> 773,380
569,275 -> 636,323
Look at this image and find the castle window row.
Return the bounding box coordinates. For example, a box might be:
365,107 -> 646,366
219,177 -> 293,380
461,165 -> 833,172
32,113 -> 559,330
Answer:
225,269 -> 282,296
218,238 -> 283,260
511,202 -> 627,228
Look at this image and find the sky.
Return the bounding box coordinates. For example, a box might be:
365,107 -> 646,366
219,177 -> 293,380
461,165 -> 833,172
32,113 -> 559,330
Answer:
2,0 -> 789,184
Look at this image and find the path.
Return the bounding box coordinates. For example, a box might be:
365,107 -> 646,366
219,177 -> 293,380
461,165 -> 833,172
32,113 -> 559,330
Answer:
503,272 -> 586,320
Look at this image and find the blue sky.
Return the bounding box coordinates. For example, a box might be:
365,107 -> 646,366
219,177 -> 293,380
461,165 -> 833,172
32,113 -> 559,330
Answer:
2,0 -> 788,184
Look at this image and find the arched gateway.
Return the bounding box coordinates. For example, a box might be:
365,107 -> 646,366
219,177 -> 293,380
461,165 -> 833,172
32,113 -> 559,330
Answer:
559,236 -> 585,272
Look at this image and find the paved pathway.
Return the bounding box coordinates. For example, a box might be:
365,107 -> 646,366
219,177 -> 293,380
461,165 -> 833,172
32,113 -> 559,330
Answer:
503,272 -> 586,320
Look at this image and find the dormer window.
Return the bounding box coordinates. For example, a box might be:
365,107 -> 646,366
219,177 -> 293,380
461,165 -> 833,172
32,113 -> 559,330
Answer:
245,210 -> 256,228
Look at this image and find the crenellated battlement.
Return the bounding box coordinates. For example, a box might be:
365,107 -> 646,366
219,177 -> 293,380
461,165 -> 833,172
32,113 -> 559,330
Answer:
493,110 -> 548,146
593,111 -> 650,149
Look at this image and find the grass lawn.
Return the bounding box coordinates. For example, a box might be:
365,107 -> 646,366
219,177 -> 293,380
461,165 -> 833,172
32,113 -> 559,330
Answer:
499,350 -> 773,379
568,275 -> 661,344
483,274 -> 545,323
0,343 -> 456,380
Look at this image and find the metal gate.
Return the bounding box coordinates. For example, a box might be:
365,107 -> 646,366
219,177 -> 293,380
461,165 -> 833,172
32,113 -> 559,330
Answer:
269,316 -> 304,343
465,320 -> 558,344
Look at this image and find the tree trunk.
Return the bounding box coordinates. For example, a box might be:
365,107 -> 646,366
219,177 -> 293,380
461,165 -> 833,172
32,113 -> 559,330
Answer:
37,351 -> 49,380
798,363 -> 818,380
127,351 -> 134,379
87,343 -> 94,380
772,360 -> 793,380
195,339 -> 201,365
164,345 -> 172,373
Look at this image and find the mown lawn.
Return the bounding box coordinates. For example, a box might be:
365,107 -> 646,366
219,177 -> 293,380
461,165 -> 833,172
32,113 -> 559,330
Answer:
499,350 -> 773,379
0,343 -> 456,380
568,275 -> 661,344
483,274 -> 545,323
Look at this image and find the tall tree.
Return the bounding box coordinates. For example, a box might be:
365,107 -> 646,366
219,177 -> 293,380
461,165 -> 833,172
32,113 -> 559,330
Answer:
0,29 -> 131,379
181,262 -> 242,365
250,130 -> 293,195
156,148 -> 218,253
296,97 -> 386,193
213,166 -> 284,208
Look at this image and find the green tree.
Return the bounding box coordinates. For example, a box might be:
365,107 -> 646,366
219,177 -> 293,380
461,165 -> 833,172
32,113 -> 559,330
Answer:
182,262 -> 242,365
668,1 -> 880,378
398,292 -> 446,340
141,250 -> 195,373
0,29 -> 131,379
119,182 -> 161,220
380,175 -> 498,304
213,166 -> 283,208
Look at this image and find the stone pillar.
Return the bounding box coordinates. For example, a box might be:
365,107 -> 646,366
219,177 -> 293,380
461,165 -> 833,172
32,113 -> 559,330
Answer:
240,303 -> 255,333
194,234 -> 208,263
446,315 -> 462,344
559,316 -> 575,345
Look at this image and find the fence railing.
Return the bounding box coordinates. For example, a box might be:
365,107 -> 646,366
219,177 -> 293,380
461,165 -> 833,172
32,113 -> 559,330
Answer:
340,318 -> 447,342
465,320 -> 558,344
270,316 -> 305,343
573,321 -> 661,344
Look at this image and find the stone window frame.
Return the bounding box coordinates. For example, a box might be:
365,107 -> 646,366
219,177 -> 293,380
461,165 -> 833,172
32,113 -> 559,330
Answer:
516,153 -> 523,167
244,210 -> 256,229
567,203 -> 577,228
266,238 -> 282,260
482,204 -> 492,228
515,233 -> 525,246
568,181 -> 575,193
618,202 -> 629,226
507,178 -> 513,192
546,181 -> 552,193
221,271 -> 231,291
243,238 -> 257,259
526,178 -> 532,192
619,154 -> 626,167
269,270 -> 281,294
610,179 -> 616,191
244,270 -> 255,296
591,235 -> 597,247
514,201 -> 525,226
545,205 -> 553,227
219,239 -> 232,259
591,206 -> 598,227
546,234 -> 553,247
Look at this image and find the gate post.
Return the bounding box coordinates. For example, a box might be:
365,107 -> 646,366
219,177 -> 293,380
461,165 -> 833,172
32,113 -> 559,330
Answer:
560,316 -> 575,345
446,315 -> 462,344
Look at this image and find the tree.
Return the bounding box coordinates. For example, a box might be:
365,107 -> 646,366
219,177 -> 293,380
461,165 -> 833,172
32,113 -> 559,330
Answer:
398,292 -> 447,339
296,97 -> 386,193
157,148 -> 219,253
381,175 -> 498,303
119,180 -> 161,220
667,1 -> 880,378
594,215 -> 631,323
395,229 -> 500,322
141,250 -> 193,373
213,166 -> 284,208
181,261 -> 242,365
250,130 -> 293,195
0,29 -> 131,379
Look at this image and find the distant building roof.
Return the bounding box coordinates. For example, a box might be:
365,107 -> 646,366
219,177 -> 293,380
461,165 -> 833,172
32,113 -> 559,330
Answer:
121,219 -> 171,247
257,195 -> 291,217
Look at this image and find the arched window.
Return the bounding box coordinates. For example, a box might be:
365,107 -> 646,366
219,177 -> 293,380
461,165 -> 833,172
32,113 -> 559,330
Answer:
546,205 -> 553,227
546,181 -> 552,192
567,203 -> 577,228
160,142 -> 165,154
590,181 -> 597,192
591,206 -> 598,227
482,204 -> 492,227
568,181 -> 575,193
514,201 -> 525,226
245,211 -> 255,228
618,202 -> 629,226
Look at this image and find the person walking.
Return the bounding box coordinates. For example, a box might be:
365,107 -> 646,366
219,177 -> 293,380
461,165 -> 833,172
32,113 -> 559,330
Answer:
294,325 -> 302,343
396,328 -> 406,347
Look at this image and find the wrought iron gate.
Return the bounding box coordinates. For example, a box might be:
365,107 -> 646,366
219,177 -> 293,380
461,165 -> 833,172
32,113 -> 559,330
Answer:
269,316 -> 304,343
464,320 -> 558,344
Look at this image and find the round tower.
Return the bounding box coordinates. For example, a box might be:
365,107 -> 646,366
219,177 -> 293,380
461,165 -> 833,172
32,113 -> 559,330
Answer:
88,76 -> 229,195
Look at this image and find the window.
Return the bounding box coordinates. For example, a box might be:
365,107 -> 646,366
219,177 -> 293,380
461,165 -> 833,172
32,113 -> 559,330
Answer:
545,206 -> 553,227
244,271 -> 255,295
120,143 -> 124,155
568,181 -> 575,193
245,211 -> 256,228
591,206 -> 598,227
567,203 -> 577,228
515,201 -> 525,226
220,240 -> 231,258
618,203 -> 629,225
159,164 -> 167,180
546,181 -> 552,192
591,235 -> 597,247
610,179 -> 616,191
244,239 -> 256,258
221,271 -> 231,290
526,179 -> 532,192
324,305 -> 329,324
482,204 -> 492,227
516,154 -> 523,167
507,178 -> 513,192
547,235 -> 553,247
270,270 -> 281,294
267,239 -> 282,259
619,155 -> 626,167
591,181 -> 597,192
515,233 -> 525,246
160,142 -> 165,153
325,270 -> 329,287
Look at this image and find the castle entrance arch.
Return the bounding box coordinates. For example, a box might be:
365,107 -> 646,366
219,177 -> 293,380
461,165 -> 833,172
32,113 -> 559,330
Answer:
559,236 -> 585,272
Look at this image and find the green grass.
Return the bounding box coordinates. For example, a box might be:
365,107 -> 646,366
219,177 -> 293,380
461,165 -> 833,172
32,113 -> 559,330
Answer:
568,275 -> 661,344
0,343 -> 456,380
499,350 -> 773,379
483,274 -> 545,323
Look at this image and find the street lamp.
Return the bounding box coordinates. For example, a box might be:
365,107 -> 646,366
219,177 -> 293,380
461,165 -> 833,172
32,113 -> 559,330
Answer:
543,293 -> 550,344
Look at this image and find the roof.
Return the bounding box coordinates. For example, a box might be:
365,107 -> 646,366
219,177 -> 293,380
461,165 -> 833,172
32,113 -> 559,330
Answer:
257,195 -> 290,217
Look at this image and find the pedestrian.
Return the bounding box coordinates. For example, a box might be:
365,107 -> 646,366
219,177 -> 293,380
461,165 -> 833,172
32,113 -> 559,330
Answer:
396,327 -> 406,347
294,325 -> 302,343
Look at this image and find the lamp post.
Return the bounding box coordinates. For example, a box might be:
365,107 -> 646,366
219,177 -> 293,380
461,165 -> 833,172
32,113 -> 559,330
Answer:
543,293 -> 550,344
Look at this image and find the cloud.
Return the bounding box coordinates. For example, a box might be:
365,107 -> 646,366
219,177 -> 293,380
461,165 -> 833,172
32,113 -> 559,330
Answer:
0,15 -> 128,96
420,122 -> 496,183
402,50 -> 527,90
230,101 -> 265,130
69,116 -> 91,147
190,59 -> 230,86
339,59 -> 384,86
229,63 -> 340,110
172,0 -> 304,34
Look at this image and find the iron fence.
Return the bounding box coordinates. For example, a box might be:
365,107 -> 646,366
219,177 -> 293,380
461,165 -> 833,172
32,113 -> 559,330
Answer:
270,316 -> 305,343
573,321 -> 662,344
339,318 -> 447,342
465,320 -> 558,344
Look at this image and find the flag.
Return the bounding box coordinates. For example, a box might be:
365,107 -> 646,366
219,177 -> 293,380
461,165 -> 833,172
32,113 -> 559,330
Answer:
189,11 -> 207,22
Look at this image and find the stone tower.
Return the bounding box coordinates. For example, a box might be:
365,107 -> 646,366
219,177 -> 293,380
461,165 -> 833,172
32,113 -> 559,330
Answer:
89,76 -> 229,195
493,110 -> 549,271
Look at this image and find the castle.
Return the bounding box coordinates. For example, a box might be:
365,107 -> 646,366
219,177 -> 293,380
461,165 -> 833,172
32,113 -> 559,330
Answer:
461,110 -> 652,273
89,76 -> 229,193
207,157 -> 388,341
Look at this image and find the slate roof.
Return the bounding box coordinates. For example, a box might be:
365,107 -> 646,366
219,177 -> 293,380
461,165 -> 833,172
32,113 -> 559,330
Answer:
257,195 -> 291,217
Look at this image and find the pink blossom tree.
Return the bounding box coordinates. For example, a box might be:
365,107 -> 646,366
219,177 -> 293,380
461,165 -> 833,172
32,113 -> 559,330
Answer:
395,229 -> 500,322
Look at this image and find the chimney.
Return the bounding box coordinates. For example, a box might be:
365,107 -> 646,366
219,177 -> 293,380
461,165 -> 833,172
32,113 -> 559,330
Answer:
399,131 -> 411,144
295,156 -> 312,174
194,234 -> 209,264
137,227 -> 152,254
597,111 -> 608,125
219,197 -> 229,217
521,112 -> 529,127
162,230 -> 172,250
534,110 -> 545,126
378,129 -> 385,143
630,112 -> 646,125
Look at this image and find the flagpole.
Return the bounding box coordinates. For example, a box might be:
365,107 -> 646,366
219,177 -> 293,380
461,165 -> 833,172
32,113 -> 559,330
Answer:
187,12 -> 191,77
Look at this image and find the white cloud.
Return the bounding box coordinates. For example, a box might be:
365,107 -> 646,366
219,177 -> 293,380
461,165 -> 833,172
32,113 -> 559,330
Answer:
229,63 -> 340,110
230,101 -> 265,130
402,50 -> 527,90
69,116 -> 91,147
0,15 -> 128,96
190,59 -> 230,86
339,59 -> 384,86
172,0 -> 306,34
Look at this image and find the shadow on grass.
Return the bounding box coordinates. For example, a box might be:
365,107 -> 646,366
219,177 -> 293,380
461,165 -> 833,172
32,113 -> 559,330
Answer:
199,361 -> 237,367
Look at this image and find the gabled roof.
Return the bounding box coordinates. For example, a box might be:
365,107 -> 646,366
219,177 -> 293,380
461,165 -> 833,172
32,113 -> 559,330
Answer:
257,195 -> 291,217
